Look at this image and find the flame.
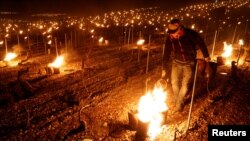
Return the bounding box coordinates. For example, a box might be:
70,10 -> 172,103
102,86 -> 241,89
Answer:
137,39 -> 145,46
238,39 -> 243,46
222,42 -> 233,58
4,52 -> 17,61
48,56 -> 64,68
137,85 -> 168,140
221,42 -> 233,65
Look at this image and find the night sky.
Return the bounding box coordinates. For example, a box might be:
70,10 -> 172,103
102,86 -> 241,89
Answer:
0,0 -> 213,16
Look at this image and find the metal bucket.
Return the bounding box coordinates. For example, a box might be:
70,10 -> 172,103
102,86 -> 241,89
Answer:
128,111 -> 149,137
217,56 -> 226,66
45,67 -> 53,75
128,111 -> 138,131
53,68 -> 60,74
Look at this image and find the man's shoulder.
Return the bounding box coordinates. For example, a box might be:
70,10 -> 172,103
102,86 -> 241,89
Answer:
184,28 -> 201,39
184,27 -> 198,35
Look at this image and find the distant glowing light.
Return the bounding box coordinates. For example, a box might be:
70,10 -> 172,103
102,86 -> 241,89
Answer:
239,39 -> 244,46
191,24 -> 195,29
99,37 -> 104,43
19,30 -> 23,34
137,39 -> 145,45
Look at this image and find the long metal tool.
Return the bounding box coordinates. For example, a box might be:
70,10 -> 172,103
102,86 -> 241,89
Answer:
211,30 -> 217,59
236,44 -> 243,67
145,35 -> 151,92
186,61 -> 199,132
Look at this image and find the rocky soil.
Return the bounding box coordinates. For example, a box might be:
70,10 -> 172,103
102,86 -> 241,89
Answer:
0,41 -> 249,141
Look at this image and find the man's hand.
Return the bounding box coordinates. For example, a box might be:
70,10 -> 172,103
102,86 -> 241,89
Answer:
162,69 -> 166,78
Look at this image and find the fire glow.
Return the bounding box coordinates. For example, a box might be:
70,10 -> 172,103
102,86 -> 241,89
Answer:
137,86 -> 168,140
222,42 -> 233,58
4,52 -> 17,62
3,52 -> 18,67
48,56 -> 64,68
137,39 -> 145,46
221,42 -> 233,65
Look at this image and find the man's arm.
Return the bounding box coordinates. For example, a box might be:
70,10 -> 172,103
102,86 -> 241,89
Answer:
190,30 -> 210,61
162,35 -> 172,78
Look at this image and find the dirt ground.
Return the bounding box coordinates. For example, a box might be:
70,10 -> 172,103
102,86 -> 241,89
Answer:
1,1 -> 250,140
0,42 -> 249,141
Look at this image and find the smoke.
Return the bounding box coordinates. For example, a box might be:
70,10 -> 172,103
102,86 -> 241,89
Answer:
12,44 -> 25,55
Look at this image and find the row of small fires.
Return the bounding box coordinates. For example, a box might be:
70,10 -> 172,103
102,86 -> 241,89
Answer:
2,40 -> 246,140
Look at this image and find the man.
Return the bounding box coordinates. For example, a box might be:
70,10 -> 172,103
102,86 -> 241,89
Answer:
162,19 -> 210,112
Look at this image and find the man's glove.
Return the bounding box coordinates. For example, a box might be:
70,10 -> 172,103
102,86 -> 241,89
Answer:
162,69 -> 166,78
162,69 -> 170,82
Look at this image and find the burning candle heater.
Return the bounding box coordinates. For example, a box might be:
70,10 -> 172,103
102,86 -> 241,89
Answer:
45,67 -> 53,75
128,111 -> 149,139
45,67 -> 60,74
48,56 -> 64,74
136,120 -> 149,138
128,111 -> 138,131
53,67 -> 60,74
217,56 -> 226,66
129,85 -> 168,140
